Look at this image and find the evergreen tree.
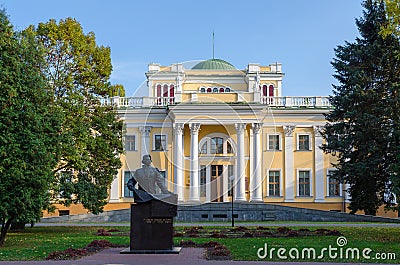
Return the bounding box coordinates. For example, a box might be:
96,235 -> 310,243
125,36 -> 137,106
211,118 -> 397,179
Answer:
0,10 -> 62,246
322,0 -> 400,215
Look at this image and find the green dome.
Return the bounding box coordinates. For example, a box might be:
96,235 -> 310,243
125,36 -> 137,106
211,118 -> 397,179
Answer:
192,59 -> 236,70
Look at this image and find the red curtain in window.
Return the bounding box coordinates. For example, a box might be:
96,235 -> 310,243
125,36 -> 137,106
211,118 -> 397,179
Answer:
262,85 -> 267,96
269,85 -> 274,97
163,84 -> 168,97
156,84 -> 161,97
169,84 -> 175,97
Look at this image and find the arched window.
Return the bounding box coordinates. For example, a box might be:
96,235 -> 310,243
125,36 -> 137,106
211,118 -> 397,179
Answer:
219,87 -> 224,93
269,84 -> 274,97
170,84 -> 175,98
200,136 -> 234,155
213,87 -> 218,93
156,84 -> 162,97
225,87 -> 231,92
200,87 -> 205,93
163,84 -> 168,97
262,84 -> 268,96
207,87 -> 212,93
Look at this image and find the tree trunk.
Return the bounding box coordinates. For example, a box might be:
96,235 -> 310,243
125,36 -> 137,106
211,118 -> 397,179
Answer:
0,219 -> 12,247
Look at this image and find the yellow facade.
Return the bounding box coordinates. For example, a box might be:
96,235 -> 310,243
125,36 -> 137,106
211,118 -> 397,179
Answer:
44,59 -> 397,218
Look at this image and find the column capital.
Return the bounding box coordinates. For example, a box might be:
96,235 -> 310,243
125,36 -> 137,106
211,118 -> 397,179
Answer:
283,125 -> 296,137
189,123 -> 200,134
235,123 -> 246,133
139,126 -> 152,137
251,123 -> 262,134
173,123 -> 184,134
313,125 -> 324,137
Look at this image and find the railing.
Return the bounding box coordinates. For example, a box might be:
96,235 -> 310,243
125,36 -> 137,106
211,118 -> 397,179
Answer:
100,96 -> 331,108
261,96 -> 331,108
100,97 -> 175,108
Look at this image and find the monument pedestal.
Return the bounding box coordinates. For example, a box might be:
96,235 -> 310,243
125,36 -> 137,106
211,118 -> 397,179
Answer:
120,194 -> 180,254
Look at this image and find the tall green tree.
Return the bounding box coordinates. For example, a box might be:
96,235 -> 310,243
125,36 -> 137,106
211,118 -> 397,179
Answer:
0,10 -> 62,246
26,18 -> 123,214
322,0 -> 400,215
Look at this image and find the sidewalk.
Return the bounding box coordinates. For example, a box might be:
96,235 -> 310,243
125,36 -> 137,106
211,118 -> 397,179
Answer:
0,247 -> 394,265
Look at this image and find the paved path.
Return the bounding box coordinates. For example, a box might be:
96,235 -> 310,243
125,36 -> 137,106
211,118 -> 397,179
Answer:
0,247 -> 395,265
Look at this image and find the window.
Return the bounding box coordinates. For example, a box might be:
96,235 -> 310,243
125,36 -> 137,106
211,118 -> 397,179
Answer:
219,87 -> 225,92
298,134 -> 311,151
225,87 -> 231,92
269,84 -> 274,96
200,136 -> 233,155
328,170 -> 341,197
207,87 -> 212,93
213,87 -> 218,93
156,84 -> 161,97
163,84 -> 168,97
262,84 -> 268,96
211,137 -> 224,154
268,171 -> 280,196
124,135 -> 136,151
124,171 -> 134,197
200,87 -> 205,93
298,170 -> 311,196
268,134 -> 280,150
200,166 -> 206,197
154,134 -> 167,151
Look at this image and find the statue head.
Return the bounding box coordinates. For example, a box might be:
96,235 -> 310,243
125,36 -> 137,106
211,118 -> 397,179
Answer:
142,155 -> 152,166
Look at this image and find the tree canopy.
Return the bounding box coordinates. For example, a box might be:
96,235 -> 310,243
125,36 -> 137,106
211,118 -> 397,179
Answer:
0,10 -> 63,246
322,0 -> 400,215
380,0 -> 400,37
26,18 -> 124,214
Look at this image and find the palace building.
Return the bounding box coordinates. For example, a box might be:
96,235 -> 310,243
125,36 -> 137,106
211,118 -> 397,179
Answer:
51,59 -> 396,218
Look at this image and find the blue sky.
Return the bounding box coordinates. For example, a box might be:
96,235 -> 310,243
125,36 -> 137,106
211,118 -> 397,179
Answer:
2,0 -> 363,97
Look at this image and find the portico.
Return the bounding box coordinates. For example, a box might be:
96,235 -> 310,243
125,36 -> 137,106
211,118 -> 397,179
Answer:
169,103 -> 266,203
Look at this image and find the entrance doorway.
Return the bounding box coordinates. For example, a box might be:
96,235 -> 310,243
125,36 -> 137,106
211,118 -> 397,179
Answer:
211,165 -> 223,202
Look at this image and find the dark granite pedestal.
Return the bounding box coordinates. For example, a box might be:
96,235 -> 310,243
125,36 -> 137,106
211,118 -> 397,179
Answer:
120,194 -> 180,254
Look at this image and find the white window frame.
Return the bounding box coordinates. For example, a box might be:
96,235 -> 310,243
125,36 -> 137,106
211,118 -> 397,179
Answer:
266,169 -> 283,197
124,134 -> 137,152
297,133 -> 312,151
326,169 -> 342,197
267,133 -> 282,151
297,169 -> 313,197
153,134 -> 167,151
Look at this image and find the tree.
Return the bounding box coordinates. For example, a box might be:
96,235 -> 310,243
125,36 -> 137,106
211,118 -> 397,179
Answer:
380,0 -> 400,37
109,84 -> 126,97
26,18 -> 124,214
0,10 -> 62,246
322,0 -> 400,215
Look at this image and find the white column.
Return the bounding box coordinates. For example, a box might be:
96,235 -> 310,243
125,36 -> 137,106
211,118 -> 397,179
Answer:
283,125 -> 295,202
139,126 -> 152,158
314,126 -> 325,202
223,165 -> 229,202
250,123 -> 263,202
109,172 -> 120,202
173,123 -> 184,202
206,165 -> 211,202
235,123 -> 247,201
189,123 -> 201,202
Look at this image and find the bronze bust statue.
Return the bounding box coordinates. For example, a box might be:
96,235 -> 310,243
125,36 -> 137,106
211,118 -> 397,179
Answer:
127,155 -> 171,202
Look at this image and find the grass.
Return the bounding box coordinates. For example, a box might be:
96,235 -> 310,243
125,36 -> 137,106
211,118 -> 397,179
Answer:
0,225 -> 399,263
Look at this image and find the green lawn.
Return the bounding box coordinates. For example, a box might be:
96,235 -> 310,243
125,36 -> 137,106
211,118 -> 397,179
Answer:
0,225 -> 399,263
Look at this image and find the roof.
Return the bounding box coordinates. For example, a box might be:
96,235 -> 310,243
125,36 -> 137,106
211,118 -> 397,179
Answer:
192,58 -> 236,70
